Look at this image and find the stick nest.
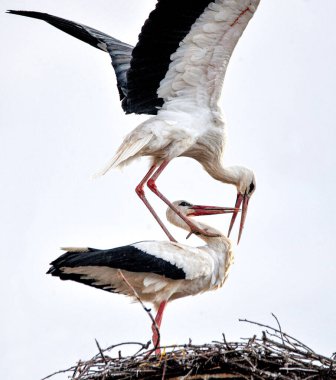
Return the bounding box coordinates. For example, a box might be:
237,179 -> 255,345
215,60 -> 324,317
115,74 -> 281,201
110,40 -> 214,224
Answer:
44,318 -> 336,380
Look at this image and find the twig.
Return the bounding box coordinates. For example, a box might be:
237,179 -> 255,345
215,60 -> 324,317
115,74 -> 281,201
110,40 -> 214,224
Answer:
162,355 -> 167,380
279,367 -> 318,373
72,361 -> 82,379
222,332 -> 231,350
102,341 -> 150,354
41,318 -> 336,380
239,318 -> 315,354
117,270 -> 160,355
95,339 -> 107,365
271,313 -> 285,346
41,366 -> 77,380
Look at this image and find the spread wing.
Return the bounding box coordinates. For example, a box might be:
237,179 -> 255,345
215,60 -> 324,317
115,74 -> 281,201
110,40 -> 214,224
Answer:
7,10 -> 133,100
157,0 -> 260,109
125,0 -> 214,114
8,1 -> 260,115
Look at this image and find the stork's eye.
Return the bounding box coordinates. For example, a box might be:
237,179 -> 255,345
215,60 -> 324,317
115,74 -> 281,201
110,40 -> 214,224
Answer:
248,182 -> 255,194
179,201 -> 192,207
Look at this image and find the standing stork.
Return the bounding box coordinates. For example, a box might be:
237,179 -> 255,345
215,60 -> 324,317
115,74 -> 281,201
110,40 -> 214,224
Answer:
8,0 -> 259,242
48,200 -> 236,355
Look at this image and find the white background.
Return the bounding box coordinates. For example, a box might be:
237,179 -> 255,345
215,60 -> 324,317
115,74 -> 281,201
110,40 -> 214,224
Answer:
0,1 -> 335,379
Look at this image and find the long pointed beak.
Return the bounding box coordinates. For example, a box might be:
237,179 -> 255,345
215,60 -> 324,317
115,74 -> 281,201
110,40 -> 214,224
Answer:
189,205 -> 240,217
228,193 -> 250,244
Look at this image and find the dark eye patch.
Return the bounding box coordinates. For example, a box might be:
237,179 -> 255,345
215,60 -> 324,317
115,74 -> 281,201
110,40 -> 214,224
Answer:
248,182 -> 255,194
179,201 -> 192,207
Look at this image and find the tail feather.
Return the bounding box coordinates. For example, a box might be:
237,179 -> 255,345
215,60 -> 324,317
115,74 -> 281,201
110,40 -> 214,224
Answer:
94,133 -> 153,177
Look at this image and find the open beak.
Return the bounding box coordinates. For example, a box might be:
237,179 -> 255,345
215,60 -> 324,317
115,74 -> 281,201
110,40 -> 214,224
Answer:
188,205 -> 240,217
228,193 -> 250,244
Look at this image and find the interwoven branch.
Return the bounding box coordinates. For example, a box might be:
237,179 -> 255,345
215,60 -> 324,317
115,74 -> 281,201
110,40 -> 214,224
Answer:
41,318 -> 336,380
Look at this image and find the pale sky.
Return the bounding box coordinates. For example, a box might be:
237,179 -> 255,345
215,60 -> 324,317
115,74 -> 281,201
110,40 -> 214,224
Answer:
0,1 -> 335,379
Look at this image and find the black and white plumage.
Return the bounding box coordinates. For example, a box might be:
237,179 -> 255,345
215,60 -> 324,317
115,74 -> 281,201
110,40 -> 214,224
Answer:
48,201 -> 235,353
8,1 -> 259,242
8,2 -> 217,115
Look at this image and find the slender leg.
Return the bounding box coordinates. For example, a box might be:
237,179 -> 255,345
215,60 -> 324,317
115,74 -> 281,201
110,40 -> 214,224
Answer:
135,164 -> 177,242
151,301 -> 167,356
147,160 -> 220,238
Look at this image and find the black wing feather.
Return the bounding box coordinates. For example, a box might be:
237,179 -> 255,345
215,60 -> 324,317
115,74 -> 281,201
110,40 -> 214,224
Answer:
48,245 -> 186,282
125,0 -> 214,115
8,2 -> 214,115
7,10 -> 133,100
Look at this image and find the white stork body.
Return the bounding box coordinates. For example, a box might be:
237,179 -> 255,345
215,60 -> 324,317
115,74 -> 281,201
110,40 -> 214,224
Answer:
100,0 -> 258,242
57,236 -> 233,308
48,201 -> 235,354
9,0 -> 259,242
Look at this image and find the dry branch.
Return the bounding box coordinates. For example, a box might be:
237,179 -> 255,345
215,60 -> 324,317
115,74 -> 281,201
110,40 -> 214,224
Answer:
41,319 -> 336,380
117,270 -> 159,355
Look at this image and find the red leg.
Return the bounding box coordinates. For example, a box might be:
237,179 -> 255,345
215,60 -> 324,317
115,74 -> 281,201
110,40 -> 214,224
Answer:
147,160 -> 220,238
151,301 -> 167,356
135,164 -> 177,242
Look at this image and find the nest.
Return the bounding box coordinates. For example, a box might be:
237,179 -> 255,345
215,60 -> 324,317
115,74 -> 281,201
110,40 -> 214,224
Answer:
43,318 -> 335,380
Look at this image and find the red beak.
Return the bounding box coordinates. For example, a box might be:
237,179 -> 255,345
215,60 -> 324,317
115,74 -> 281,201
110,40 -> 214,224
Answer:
228,193 -> 250,244
189,205 -> 240,217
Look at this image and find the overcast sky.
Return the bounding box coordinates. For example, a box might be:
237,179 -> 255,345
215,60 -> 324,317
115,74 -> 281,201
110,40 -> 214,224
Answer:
0,1 -> 335,379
